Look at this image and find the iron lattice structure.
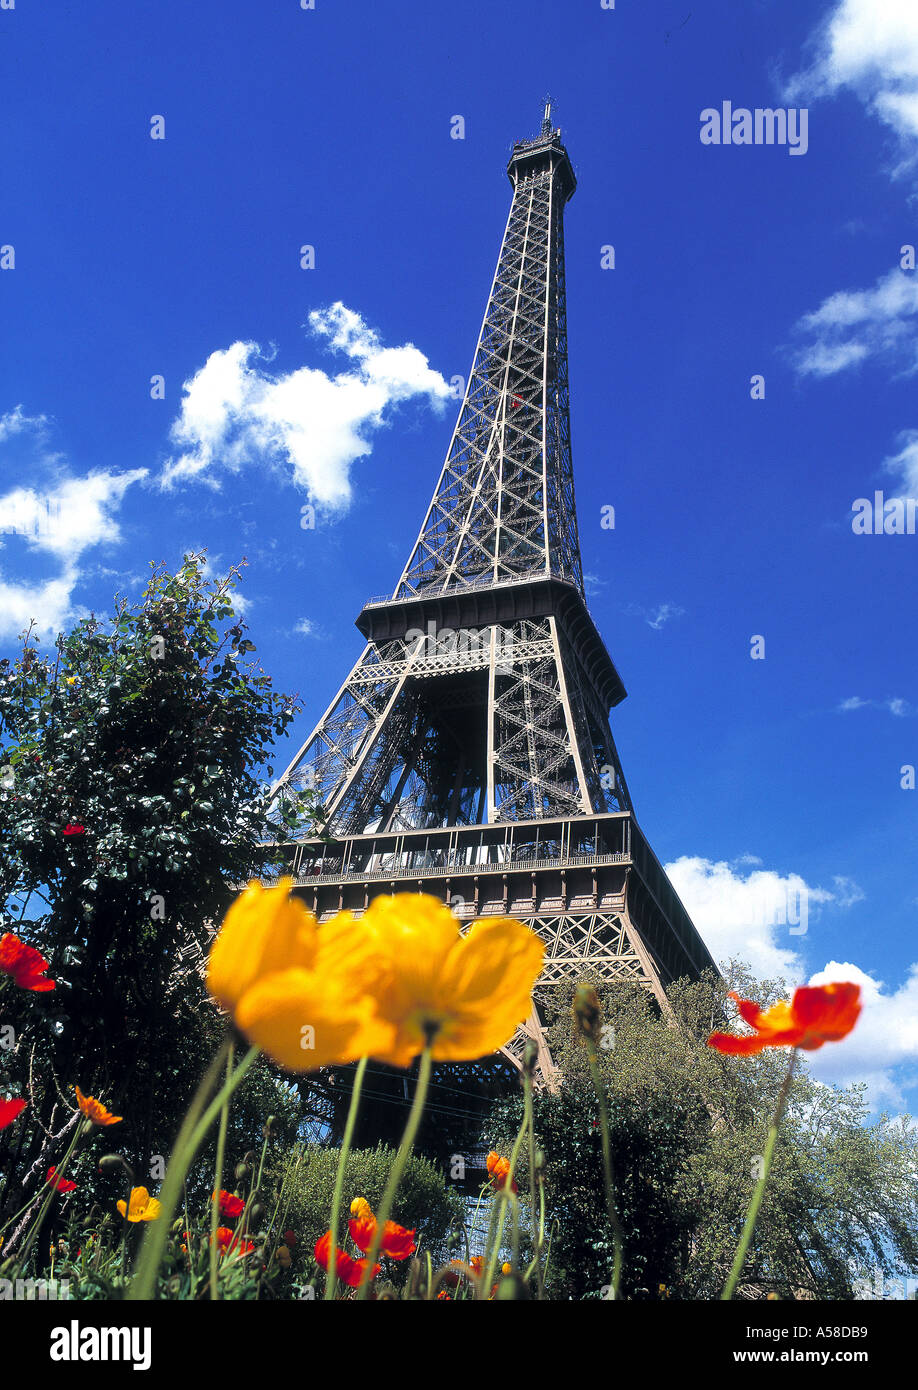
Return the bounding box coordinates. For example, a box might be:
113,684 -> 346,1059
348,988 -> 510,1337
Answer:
271,107 -> 716,1093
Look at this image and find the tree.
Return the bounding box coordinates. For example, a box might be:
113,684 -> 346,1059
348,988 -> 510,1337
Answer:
488,971 -> 918,1299
0,554 -> 318,1210
273,1143 -> 465,1285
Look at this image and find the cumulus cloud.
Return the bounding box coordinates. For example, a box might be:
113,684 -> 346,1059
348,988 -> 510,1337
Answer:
787,0 -> 918,171
667,853 -> 918,1106
0,409 -> 146,640
791,270 -> 918,377
664,855 -> 840,980
161,302 -> 452,504
1,471 -> 146,562
804,961 -> 918,1107
665,856 -> 867,982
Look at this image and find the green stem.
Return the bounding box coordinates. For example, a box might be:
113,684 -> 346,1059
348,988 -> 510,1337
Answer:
325,1054 -> 368,1301
586,1044 -> 625,1301
14,1122 -> 82,1272
722,1049 -> 797,1301
128,1040 -> 258,1301
524,1072 -> 545,1298
209,1042 -> 233,1300
482,1096 -> 528,1297
356,1048 -> 432,1300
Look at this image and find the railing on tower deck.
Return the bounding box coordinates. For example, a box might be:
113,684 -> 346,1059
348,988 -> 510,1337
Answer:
261,812 -> 633,887
365,567 -> 575,609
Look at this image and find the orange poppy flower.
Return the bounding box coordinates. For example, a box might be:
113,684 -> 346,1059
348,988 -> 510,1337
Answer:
0,933 -> 55,992
314,1230 -> 380,1289
348,1215 -> 416,1261
0,1098 -> 26,1130
75,1086 -> 122,1127
708,983 -> 861,1056
486,1151 -> 517,1193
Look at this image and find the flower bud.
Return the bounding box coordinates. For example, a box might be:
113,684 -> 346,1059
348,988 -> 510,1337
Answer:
98,1153 -> 134,1182
573,984 -> 602,1041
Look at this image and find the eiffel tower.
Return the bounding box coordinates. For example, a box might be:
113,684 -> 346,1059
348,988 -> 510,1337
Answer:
270,104 -> 716,1131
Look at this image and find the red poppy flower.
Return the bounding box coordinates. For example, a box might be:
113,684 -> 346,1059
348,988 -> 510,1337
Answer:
0,933 -> 55,992
214,1188 -> 245,1221
314,1230 -> 380,1289
283,1229 -> 297,1248
0,1098 -> 26,1130
486,1151 -> 517,1193
348,1216 -> 416,1261
47,1167 -> 77,1193
708,983 -> 862,1056
63,824 -> 85,837
212,1226 -> 254,1255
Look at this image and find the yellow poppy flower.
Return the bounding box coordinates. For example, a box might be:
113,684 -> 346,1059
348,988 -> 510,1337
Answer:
358,894 -> 544,1067
350,1196 -> 372,1220
208,883 -> 395,1071
206,879 -> 319,1014
234,961 -> 393,1070
117,1187 -> 161,1222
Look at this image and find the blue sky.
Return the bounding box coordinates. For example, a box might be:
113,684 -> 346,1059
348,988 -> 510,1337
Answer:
1,0 -> 917,1111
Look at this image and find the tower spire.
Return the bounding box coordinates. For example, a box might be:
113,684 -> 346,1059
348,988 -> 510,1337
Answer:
541,95 -> 553,136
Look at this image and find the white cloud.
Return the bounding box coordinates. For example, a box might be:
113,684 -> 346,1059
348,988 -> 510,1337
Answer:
667,855 -> 918,1106
831,875 -> 866,909
0,470 -> 146,562
805,961 -> 918,1107
787,0 -> 918,169
0,412 -> 146,640
665,857 -> 866,979
0,569 -> 81,641
791,270 -> 918,377
161,302 -> 452,505
0,406 -> 49,443
293,618 -> 315,637
626,601 -> 685,630
883,428 -> 918,494
664,855 -> 836,980
836,695 -> 914,716
646,602 -> 685,630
